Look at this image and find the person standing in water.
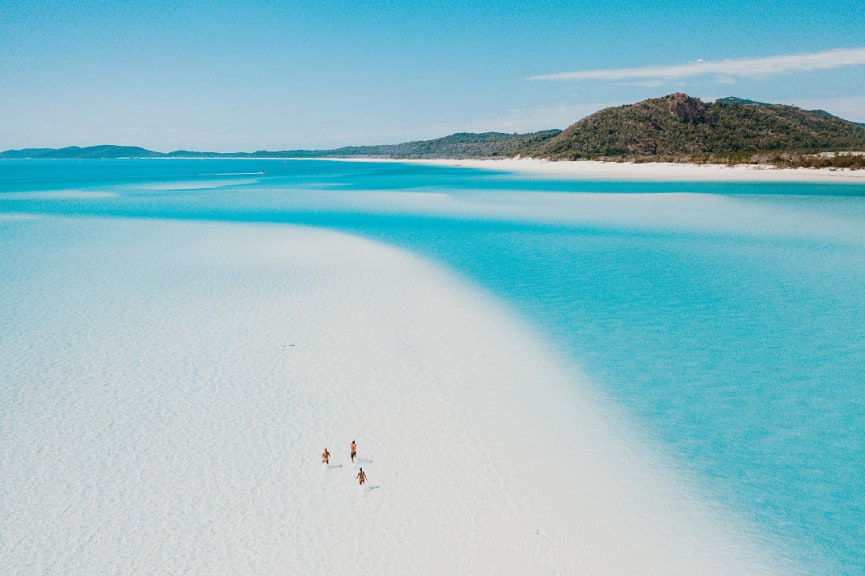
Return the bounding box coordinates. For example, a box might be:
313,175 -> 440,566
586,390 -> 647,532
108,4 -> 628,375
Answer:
356,467 -> 367,487
321,448 -> 330,465
350,440 -> 357,464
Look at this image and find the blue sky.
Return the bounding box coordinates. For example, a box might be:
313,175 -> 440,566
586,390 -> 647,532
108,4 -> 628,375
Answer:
2,0 -> 864,151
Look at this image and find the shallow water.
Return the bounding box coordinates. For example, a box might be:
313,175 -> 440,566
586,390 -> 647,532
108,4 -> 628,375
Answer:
2,159 -> 865,574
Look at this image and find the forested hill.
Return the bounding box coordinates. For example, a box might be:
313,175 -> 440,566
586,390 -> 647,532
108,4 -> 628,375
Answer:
538,93 -> 865,160
0,145 -> 162,159
293,130 -> 561,159
3,94 -> 865,166
0,131 -> 560,160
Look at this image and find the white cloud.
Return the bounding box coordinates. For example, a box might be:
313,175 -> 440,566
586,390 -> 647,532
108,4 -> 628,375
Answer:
529,48 -> 865,81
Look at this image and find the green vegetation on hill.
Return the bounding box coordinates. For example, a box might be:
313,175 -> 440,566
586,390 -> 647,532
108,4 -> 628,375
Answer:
0,132 -> 559,160
0,145 -> 162,159
538,93 -> 865,163
320,130 -> 561,159
3,94 -> 864,168
714,97 -> 772,107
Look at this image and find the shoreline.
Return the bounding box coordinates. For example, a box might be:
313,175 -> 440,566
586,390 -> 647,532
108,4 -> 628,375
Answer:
6,155 -> 864,183
372,157 -> 865,183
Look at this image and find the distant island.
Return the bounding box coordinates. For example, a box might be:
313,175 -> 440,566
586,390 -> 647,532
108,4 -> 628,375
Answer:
3,94 -> 865,169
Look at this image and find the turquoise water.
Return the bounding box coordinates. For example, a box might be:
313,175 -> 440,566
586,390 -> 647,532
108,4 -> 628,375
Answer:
2,159 -> 865,573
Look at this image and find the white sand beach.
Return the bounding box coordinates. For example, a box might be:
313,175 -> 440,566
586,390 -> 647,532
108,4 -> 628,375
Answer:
0,216 -> 796,574
412,157 -> 865,182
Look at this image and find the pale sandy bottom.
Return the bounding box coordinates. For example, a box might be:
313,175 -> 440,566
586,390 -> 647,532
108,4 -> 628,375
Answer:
0,217 -> 797,575
400,157 -> 865,182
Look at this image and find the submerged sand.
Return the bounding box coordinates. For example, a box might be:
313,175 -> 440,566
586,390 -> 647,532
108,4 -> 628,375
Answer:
0,216 -> 796,574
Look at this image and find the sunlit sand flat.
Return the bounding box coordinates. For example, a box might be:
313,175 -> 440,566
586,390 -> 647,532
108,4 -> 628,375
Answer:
0,216 -> 792,574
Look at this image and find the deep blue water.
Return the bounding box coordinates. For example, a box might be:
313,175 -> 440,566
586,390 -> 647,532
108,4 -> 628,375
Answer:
2,159 -> 865,574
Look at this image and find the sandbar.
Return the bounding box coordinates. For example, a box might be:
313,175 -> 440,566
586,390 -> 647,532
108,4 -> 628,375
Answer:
0,216 -> 797,574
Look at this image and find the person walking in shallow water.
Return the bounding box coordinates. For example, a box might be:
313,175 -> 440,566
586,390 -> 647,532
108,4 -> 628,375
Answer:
321,448 -> 330,465
350,440 -> 357,464
355,467 -> 367,487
